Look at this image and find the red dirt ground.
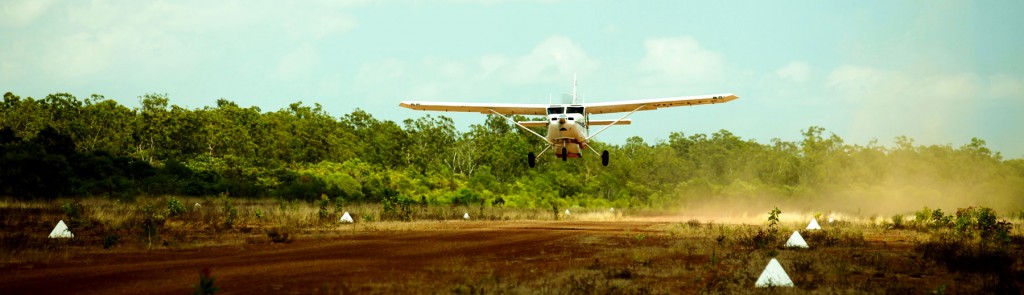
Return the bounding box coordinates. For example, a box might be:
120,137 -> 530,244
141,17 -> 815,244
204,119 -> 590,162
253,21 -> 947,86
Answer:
0,221 -> 666,294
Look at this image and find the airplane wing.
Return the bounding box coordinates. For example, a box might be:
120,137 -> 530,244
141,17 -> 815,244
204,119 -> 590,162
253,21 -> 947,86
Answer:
588,119 -> 631,126
585,93 -> 738,115
516,121 -> 548,128
399,101 -> 548,115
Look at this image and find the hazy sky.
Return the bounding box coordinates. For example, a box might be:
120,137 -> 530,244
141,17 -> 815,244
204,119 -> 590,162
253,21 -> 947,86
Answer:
2,1 -> 1022,158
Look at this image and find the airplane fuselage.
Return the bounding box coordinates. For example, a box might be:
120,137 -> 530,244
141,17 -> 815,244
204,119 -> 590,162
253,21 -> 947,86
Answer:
545,105 -> 588,158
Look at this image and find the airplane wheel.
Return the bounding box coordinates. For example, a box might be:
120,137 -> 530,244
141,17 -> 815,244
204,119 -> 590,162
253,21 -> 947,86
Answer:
562,147 -> 568,162
528,152 -> 536,168
601,150 -> 609,166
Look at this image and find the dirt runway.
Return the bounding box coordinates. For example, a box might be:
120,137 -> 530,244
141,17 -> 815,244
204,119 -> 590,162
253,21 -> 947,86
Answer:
1,221 -> 669,294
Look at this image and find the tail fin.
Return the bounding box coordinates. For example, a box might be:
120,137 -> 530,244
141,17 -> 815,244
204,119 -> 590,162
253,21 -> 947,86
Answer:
572,74 -> 578,104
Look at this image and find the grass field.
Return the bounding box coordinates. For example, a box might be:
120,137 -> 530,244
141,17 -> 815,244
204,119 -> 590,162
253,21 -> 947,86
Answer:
1,197 -> 1022,294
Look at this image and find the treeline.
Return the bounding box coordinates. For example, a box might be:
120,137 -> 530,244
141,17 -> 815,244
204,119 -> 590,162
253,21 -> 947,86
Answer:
2,92 -> 1022,213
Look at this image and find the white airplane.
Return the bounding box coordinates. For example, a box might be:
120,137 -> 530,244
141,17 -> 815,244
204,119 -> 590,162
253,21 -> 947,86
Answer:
399,77 -> 738,167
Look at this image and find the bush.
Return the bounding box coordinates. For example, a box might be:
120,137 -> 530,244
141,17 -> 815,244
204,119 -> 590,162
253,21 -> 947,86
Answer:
767,207 -> 781,236
141,204 -> 165,247
915,237 -> 1013,273
220,194 -> 238,229
167,197 -> 186,217
889,214 -> 905,229
267,228 -> 291,243
953,207 -> 977,239
740,228 -> 777,249
914,206 -> 931,227
334,196 -> 345,215
802,228 -> 867,247
103,234 -> 119,249
318,194 -> 330,220
931,208 -> 951,229
60,199 -> 85,226
916,206 -> 1019,275
381,193 -> 413,221
192,267 -> 219,295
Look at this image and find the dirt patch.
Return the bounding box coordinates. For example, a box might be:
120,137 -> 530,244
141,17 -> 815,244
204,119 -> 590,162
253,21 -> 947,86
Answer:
0,221 -> 655,294
1,220 -> 1021,294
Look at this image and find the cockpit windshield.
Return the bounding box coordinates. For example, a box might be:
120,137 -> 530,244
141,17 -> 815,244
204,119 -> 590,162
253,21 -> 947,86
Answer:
547,106 -> 585,115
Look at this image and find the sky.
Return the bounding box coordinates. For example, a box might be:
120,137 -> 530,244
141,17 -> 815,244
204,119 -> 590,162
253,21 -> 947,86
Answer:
2,0 -> 1023,158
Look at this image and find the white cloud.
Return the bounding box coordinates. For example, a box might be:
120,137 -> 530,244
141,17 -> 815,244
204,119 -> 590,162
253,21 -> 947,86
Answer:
826,64 -> 1019,145
638,37 -> 724,84
775,62 -> 810,83
354,36 -> 598,101
0,0 -> 53,27
826,65 -> 989,103
989,74 -> 1024,99
10,2 -> 358,81
502,36 -> 598,84
275,45 -> 321,80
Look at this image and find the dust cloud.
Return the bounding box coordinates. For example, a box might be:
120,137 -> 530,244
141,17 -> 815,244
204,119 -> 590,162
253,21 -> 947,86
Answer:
667,156 -> 1024,224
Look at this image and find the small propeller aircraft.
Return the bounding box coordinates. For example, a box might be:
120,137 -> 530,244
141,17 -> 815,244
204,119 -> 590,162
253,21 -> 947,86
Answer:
399,77 -> 738,167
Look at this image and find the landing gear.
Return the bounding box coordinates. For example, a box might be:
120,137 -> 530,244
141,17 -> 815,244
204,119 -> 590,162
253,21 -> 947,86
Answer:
528,152 -> 536,168
601,150 -> 609,166
561,147 -> 568,162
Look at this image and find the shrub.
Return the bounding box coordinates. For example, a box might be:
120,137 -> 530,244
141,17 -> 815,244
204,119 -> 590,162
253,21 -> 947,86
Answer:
192,267 -> 219,295
890,214 -> 905,229
220,194 -> 238,229
914,206 -> 931,228
334,196 -> 345,215
491,196 -> 505,206
802,228 -> 867,247
267,228 -> 291,243
167,197 -> 186,217
740,228 -> 776,249
254,208 -> 264,221
317,194 -> 330,220
915,237 -> 1013,273
953,207 -> 977,239
103,234 -> 119,249
917,206 -> 1018,275
767,207 -> 781,236
932,208 -> 951,229
60,199 -> 85,226
381,194 -> 413,221
141,204 -> 165,247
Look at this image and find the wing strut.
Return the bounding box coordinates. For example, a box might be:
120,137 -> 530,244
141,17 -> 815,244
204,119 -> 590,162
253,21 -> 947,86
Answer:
487,109 -> 549,142
586,104 -> 646,141
536,144 -> 553,157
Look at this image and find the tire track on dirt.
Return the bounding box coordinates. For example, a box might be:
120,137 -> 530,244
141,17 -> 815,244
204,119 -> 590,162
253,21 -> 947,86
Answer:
1,221 -> 626,294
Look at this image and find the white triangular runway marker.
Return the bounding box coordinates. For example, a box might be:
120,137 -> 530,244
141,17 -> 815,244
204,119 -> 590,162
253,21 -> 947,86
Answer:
755,258 -> 793,287
48,220 -> 74,238
806,218 -> 821,230
784,231 -> 809,248
564,209 -> 570,215
463,212 -> 470,220
339,212 -> 353,223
